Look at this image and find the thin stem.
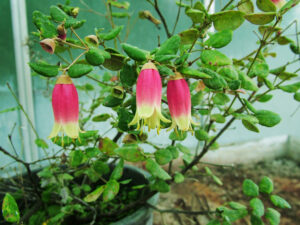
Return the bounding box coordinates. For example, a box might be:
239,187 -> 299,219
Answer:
207,0 -> 214,12
64,50 -> 88,72
86,75 -> 115,87
6,83 -> 39,138
172,0 -> 182,35
71,27 -> 88,48
55,38 -> 87,50
147,0 -> 171,38
221,0 -> 234,11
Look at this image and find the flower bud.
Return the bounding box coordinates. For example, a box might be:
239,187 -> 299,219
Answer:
271,0 -> 286,8
84,35 -> 99,47
40,38 -> 56,54
57,24 -> 67,41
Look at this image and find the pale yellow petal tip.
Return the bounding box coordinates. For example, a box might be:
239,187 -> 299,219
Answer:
48,122 -> 81,139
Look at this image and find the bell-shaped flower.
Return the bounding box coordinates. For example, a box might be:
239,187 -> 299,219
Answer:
40,38 -> 56,54
167,73 -> 197,131
49,75 -> 81,139
129,62 -> 170,133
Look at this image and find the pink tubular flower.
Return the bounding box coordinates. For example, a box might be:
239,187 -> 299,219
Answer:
271,0 -> 286,8
49,75 -> 81,139
167,73 -> 197,131
129,62 -> 170,133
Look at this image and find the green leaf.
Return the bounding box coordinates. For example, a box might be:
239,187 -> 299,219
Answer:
242,120 -> 260,132
191,91 -> 204,106
103,180 -> 120,202
117,108 -> 134,132
85,48 -> 110,66
248,62 -> 269,78
177,143 -> 191,155
205,30 -> 233,48
98,137 -> 118,155
154,54 -> 177,62
70,150 -> 84,167
201,50 -> 232,66
68,63 -> 93,78
265,208 -> 280,225
83,186 -> 105,202
155,149 -> 173,165
85,147 -> 100,158
277,36 -> 294,45
92,113 -> 110,122
256,94 -> 273,102
35,138 -> 48,148
114,145 -> 145,162
238,0 -> 254,14
102,95 -> 123,107
238,70 -> 259,91
290,42 -> 300,54
155,35 -> 181,56
112,12 -> 130,18
195,129 -> 209,141
167,146 -> 179,159
64,18 -> 86,29
29,62 -> 59,77
174,172 -> 185,183
97,26 -> 123,40
108,0 -> 130,9
103,52 -> 126,71
251,215 -> 264,225
179,28 -> 199,45
213,93 -> 230,105
110,159 -> 124,180
32,11 -> 57,38
2,193 -> 20,223
229,80 -> 241,90
207,219 -> 221,225
93,161 -> 110,176
157,65 -> 174,76
50,5 -> 68,22
212,175 -> 223,186
152,179 -> 170,193
179,67 -> 211,79
279,81 -> 300,93
259,176 -> 274,194
120,64 -> 137,87
211,114 -> 226,123
294,92 -> 300,101
211,10 -> 245,31
185,8 -> 205,24
270,195 -> 291,209
256,0 -> 276,12
233,113 -> 259,124
244,12 -> 276,25
250,198 -> 265,217
218,206 -> 248,222
218,66 -> 239,81
243,179 -> 259,197
146,158 -> 171,180
121,43 -> 148,61
228,202 -> 247,210
255,110 -> 281,127
243,98 -> 257,113
200,70 -> 227,90
169,131 -> 187,141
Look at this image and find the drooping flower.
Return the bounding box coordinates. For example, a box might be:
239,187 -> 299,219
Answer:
167,72 -> 197,131
57,24 -> 67,41
40,38 -> 56,54
129,62 -> 170,133
271,0 -> 286,8
49,75 -> 81,139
